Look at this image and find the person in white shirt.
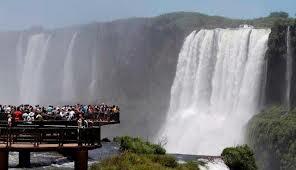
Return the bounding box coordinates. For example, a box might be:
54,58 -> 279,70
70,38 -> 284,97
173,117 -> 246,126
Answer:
68,109 -> 75,121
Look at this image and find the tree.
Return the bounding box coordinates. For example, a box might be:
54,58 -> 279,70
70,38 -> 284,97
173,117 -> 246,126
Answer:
269,11 -> 289,18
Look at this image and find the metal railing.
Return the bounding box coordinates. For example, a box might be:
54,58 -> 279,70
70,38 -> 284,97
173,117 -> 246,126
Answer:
0,125 -> 101,148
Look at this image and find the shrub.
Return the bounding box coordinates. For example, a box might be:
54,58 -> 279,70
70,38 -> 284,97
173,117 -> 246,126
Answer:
113,136 -> 166,155
221,145 -> 257,170
152,143 -> 166,155
147,154 -> 178,168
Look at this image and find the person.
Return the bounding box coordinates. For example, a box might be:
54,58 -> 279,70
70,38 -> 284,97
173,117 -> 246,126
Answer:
26,115 -> 33,124
77,114 -> 84,145
7,114 -> 12,127
77,114 -> 83,128
68,109 -> 75,121
36,113 -> 43,121
5,105 -> 11,114
29,111 -> 35,121
14,108 -> 22,122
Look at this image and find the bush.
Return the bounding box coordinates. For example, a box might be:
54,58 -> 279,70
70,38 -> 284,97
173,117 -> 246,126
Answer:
247,106 -> 296,170
221,145 -> 257,170
147,154 -> 178,168
152,143 -> 166,155
90,152 -> 200,170
113,136 -> 166,155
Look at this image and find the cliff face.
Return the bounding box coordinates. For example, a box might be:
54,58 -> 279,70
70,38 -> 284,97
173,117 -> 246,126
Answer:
265,25 -> 287,106
265,23 -> 296,108
289,24 -> 296,107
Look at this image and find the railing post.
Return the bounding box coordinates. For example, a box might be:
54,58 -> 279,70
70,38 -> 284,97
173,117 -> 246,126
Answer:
0,150 -> 8,170
6,128 -> 8,147
74,149 -> 88,170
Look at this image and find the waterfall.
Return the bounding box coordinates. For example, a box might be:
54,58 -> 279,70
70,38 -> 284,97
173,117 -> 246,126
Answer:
88,35 -> 99,103
286,26 -> 292,110
62,32 -> 78,103
16,33 -> 24,101
16,33 -> 24,81
88,50 -> 99,103
159,28 -> 270,155
19,34 -> 51,104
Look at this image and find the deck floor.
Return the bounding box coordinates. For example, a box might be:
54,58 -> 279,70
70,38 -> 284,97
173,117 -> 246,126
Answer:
0,143 -> 100,151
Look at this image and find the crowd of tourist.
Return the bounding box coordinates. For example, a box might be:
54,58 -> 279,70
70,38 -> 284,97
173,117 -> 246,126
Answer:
0,104 -> 120,126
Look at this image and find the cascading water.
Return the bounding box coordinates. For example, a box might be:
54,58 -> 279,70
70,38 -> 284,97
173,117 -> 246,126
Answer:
286,26 -> 292,110
199,159 -> 229,170
159,28 -> 270,155
88,42 -> 99,103
16,33 -> 24,82
19,34 -> 51,104
62,32 -> 78,103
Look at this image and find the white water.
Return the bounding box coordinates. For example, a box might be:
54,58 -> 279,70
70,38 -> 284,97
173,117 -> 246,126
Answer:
14,30 -> 104,106
16,33 -> 24,82
19,34 -> 51,104
88,42 -> 99,103
199,159 -> 229,170
286,26 -> 292,110
159,28 -> 270,155
62,32 -> 78,103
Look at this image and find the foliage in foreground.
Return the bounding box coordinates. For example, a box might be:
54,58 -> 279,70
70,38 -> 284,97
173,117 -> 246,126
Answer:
91,136 -> 199,170
90,152 -> 199,170
221,145 -> 257,170
113,136 -> 166,155
247,106 -> 296,170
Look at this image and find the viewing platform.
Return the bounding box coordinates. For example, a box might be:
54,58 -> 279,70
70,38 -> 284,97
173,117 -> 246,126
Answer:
0,119 -> 120,170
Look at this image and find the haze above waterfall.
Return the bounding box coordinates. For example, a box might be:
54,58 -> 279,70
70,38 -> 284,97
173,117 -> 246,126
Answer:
159,28 -> 271,155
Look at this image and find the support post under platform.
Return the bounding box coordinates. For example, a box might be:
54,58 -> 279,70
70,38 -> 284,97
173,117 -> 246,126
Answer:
19,151 -> 31,168
0,150 -> 8,170
74,149 -> 88,170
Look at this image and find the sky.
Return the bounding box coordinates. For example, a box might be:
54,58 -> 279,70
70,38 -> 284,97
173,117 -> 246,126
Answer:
0,0 -> 295,30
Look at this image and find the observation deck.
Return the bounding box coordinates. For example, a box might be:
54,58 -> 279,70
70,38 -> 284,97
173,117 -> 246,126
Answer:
0,118 -> 120,170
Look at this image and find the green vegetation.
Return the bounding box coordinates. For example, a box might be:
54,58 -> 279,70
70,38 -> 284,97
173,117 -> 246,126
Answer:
113,136 -> 166,155
90,152 -> 199,170
151,12 -> 243,35
247,106 -> 296,170
269,12 -> 289,19
91,136 -> 200,170
221,145 -> 257,170
148,11 -> 296,36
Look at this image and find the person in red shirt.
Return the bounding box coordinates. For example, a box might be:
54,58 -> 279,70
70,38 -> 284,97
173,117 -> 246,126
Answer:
14,108 -> 23,122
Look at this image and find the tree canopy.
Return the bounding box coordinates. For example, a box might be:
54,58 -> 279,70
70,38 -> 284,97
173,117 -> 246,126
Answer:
269,11 -> 289,18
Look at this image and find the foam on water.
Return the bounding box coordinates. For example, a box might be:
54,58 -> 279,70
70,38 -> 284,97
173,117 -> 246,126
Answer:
199,159 -> 229,170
